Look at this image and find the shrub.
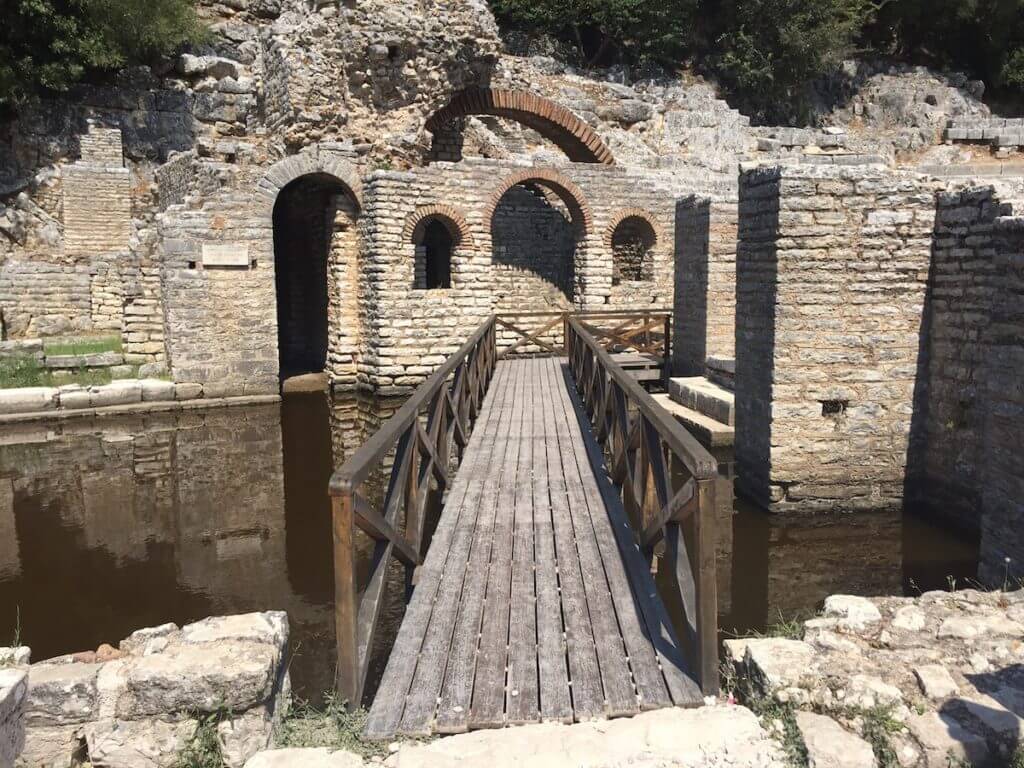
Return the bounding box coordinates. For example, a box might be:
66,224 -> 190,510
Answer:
0,0 -> 204,111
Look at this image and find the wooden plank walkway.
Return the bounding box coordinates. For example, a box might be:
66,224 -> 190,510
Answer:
364,357 -> 703,739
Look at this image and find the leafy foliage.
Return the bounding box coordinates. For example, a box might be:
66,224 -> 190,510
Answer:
489,0 -> 1024,121
489,0 -> 700,65
710,0 -> 873,121
0,0 -> 204,110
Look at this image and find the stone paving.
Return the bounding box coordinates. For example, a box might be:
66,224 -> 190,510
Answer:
725,589 -> 1024,767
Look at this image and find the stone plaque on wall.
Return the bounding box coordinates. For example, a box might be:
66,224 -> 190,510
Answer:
202,242 -> 250,268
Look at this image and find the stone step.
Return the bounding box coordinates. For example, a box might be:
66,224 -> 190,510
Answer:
651,394 -> 734,448
667,376 -> 735,426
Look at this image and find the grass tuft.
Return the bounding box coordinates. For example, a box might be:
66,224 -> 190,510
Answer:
43,335 -> 122,357
277,694 -> 393,758
0,355 -> 48,388
858,705 -> 901,768
174,713 -> 225,768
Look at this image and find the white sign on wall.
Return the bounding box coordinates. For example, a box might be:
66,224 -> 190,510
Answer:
202,242 -> 251,268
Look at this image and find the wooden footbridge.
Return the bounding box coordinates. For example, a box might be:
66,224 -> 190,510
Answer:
329,311 -> 719,739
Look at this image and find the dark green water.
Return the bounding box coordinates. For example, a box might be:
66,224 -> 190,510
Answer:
0,391 -> 978,704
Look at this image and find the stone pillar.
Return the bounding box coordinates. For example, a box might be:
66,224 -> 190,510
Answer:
673,194 -> 738,375
735,164 -> 936,513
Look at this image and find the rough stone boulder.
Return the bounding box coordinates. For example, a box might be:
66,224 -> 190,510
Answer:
20,611 -> 290,768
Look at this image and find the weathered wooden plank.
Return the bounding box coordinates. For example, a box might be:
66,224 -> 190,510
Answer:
468,356 -> 529,729
396,361 -> 522,736
434,361 -> 523,733
363,362 -> 513,739
553,359 -> 703,708
506,358 -> 540,724
538,359 -> 605,721
542,358 -> 639,718
531,363 -> 574,724
548,359 -> 673,710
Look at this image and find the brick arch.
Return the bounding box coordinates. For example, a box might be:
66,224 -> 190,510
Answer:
403,204 -> 475,248
426,88 -> 615,165
254,150 -> 363,221
604,207 -> 662,250
485,168 -> 593,236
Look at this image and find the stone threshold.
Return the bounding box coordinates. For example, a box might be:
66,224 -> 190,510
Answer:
0,393 -> 281,424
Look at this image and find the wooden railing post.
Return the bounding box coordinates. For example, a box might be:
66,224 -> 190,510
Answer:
694,477 -> 719,696
333,492 -> 361,708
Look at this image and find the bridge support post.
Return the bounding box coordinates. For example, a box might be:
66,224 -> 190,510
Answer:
694,478 -> 719,696
333,492 -> 361,708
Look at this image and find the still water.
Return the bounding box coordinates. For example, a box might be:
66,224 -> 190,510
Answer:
0,392 -> 978,704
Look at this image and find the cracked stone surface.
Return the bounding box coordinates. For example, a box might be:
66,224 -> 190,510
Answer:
728,589 -> 1024,768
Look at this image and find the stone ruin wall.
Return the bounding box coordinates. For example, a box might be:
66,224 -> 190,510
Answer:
906,188 -> 1024,584
734,164 -> 937,513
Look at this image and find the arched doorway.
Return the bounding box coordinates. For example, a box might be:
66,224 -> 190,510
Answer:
272,173 -> 360,380
488,171 -> 590,312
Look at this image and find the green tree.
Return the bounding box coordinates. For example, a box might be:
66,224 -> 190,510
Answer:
0,0 -> 204,111
864,0 -> 1024,93
711,0 -> 873,122
490,0 -> 699,66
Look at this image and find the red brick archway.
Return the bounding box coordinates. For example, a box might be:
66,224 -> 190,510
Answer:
426,88 -> 615,165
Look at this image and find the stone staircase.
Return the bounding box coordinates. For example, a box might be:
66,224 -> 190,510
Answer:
653,358 -> 735,447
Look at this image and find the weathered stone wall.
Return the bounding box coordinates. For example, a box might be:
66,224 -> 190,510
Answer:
492,185 -> 576,311
673,195 -> 738,375
357,159 -> 685,391
735,165 -> 936,513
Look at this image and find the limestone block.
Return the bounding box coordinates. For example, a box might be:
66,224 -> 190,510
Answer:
44,351 -> 123,369
119,624 -> 178,656
906,711 -> 989,766
26,662 -> 102,726
83,717 -> 197,768
0,388 -> 58,414
217,705 -> 273,768
794,711 -> 876,768
119,643 -> 278,718
959,694 -> 1024,740
59,389 -> 92,410
0,668 -> 28,768
18,723 -> 83,767
823,595 -> 882,630
891,606 -> 926,631
913,665 -> 959,701
174,383 -> 204,401
178,54 -> 241,80
0,648 -> 30,666
180,612 -> 288,653
89,381 -> 143,408
845,675 -> 904,709
742,639 -> 817,693
937,615 -> 1024,639
140,379 -> 176,402
245,749 -> 365,768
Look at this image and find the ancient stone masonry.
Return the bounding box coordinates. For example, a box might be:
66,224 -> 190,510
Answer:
735,165 -> 937,513
11,612 -> 291,768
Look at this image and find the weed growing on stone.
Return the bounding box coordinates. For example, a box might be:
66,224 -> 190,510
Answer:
726,660 -> 808,767
43,335 -> 123,357
277,694 -> 392,758
1010,746 -> 1024,768
0,355 -> 47,388
857,705 -> 901,768
174,713 -> 225,768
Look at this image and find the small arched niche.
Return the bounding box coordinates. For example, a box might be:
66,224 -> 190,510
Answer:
408,209 -> 471,290
610,215 -> 657,285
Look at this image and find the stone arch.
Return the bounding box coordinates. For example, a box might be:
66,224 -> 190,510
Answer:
255,150 -> 363,221
403,204 -> 475,248
426,88 -> 615,165
485,168 -> 592,236
603,207 -> 662,250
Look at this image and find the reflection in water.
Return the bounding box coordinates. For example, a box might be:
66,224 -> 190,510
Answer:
0,395 -> 979,705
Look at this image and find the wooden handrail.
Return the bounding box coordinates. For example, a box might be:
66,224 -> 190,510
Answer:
330,316 -> 497,707
566,317 -> 719,695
